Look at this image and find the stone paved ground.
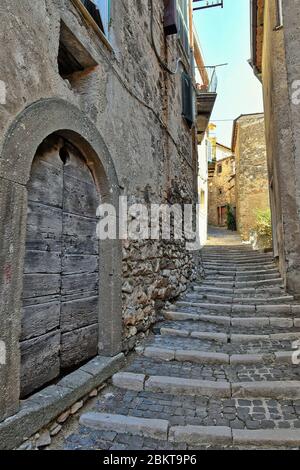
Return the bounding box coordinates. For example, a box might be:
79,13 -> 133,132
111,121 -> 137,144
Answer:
50,228 -> 300,450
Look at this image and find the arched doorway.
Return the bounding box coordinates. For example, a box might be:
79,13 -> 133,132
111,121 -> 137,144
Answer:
20,135 -> 101,397
0,99 -> 122,419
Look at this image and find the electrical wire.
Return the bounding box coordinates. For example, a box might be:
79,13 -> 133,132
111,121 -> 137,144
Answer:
150,0 -> 186,75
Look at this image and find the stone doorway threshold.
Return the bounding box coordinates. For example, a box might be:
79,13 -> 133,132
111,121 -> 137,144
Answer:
0,353 -> 125,450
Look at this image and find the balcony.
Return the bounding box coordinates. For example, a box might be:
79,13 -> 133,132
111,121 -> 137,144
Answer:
196,67 -> 217,144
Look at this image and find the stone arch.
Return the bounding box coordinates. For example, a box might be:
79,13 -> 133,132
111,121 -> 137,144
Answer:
0,99 -> 122,419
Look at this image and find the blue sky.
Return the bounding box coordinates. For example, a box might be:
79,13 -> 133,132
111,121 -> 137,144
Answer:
194,0 -> 264,147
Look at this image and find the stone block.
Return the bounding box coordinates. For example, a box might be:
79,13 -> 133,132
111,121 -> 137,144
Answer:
164,311 -> 199,322
175,350 -> 229,365
0,180 -> 27,421
80,412 -> 169,440
233,429 -> 300,446
269,318 -> 294,328
230,354 -> 264,365
0,353 -> 125,449
230,334 -> 269,343
144,347 -> 175,361
232,381 -> 300,399
112,372 -> 146,391
145,376 -> 231,397
169,425 -> 232,445
190,332 -> 228,343
160,328 -> 190,337
275,351 -> 294,364
256,304 -> 291,314
231,318 -> 269,327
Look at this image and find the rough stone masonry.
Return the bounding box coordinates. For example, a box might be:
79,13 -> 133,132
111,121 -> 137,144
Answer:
0,0 -> 200,428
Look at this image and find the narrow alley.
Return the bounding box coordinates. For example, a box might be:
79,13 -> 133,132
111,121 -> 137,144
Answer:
47,227 -> 300,450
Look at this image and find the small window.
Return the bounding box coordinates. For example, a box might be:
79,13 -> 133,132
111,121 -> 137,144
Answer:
200,190 -> 205,208
58,21 -> 97,80
177,0 -> 190,57
219,188 -> 223,195
81,0 -> 111,36
276,0 -> 283,27
206,140 -> 212,162
164,0 -> 178,36
182,72 -> 194,128
217,164 -> 222,174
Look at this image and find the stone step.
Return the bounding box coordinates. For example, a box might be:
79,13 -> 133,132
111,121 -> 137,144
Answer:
204,267 -> 278,274
80,412 -> 233,446
199,279 -> 284,289
164,311 -> 231,325
202,252 -> 273,258
203,263 -> 276,271
112,372 -> 231,397
160,327 -> 228,343
232,429 -> 300,447
175,302 -> 232,312
186,292 -> 294,305
113,372 -> 300,400
204,275 -> 235,281
205,273 -> 281,282
235,273 -> 281,281
137,346 -> 297,366
232,296 -> 294,305
200,281 -> 235,288
201,256 -> 276,266
232,381 -> 300,399
164,311 -> 300,328
79,412 -> 169,440
193,286 -> 234,294
159,326 -> 300,344
202,255 -> 274,262
235,278 -> 284,288
177,298 -> 296,310
192,286 -> 284,295
79,411 -> 300,447
170,425 -> 232,446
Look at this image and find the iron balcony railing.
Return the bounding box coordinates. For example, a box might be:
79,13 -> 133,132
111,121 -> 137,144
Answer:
196,66 -> 218,94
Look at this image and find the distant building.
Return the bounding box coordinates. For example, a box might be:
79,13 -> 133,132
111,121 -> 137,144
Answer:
207,151 -> 236,227
232,113 -> 270,241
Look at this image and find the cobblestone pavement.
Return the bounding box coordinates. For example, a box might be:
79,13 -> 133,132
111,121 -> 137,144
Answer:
50,228 -> 300,450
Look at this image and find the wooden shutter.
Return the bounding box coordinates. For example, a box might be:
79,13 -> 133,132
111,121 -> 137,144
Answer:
182,72 -> 194,128
164,0 -> 178,36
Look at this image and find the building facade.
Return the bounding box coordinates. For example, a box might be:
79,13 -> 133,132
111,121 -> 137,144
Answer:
198,132 -> 209,246
207,126 -> 235,228
250,0 -> 300,295
232,113 -> 270,241
208,155 -> 236,227
0,0 -> 215,433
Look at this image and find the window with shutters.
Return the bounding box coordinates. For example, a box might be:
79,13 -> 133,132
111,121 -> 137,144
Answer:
276,0 -> 283,27
182,71 -> 194,128
177,0 -> 190,57
80,0 -> 111,36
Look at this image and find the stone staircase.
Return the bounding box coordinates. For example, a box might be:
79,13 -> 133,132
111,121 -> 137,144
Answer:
66,244 -> 300,450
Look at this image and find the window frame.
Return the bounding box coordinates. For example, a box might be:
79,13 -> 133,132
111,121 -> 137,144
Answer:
276,0 -> 283,28
177,0 -> 190,58
94,0 -> 111,37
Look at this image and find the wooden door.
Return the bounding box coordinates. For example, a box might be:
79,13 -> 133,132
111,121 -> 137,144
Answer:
20,138 -> 99,397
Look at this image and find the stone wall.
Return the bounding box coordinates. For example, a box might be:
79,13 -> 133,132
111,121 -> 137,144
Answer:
208,156 -> 236,226
0,0 -> 199,419
234,114 -> 270,241
256,0 -> 300,294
